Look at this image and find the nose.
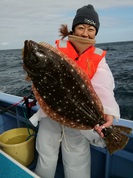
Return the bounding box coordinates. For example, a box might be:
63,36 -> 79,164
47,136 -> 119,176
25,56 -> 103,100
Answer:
81,29 -> 89,38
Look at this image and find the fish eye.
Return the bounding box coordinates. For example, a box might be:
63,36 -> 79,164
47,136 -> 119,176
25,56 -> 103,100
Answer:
36,51 -> 44,58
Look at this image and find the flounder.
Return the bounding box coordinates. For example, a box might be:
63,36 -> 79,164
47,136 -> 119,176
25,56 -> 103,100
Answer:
22,40 -> 132,154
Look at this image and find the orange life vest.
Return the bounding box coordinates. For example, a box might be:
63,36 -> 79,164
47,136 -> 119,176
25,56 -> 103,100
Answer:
55,39 -> 106,79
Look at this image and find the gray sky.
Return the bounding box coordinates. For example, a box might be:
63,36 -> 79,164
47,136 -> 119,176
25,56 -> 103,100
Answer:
0,0 -> 133,50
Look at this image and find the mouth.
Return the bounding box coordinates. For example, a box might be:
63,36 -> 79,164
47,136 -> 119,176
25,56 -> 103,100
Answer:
24,40 -> 38,57
23,40 -> 30,58
24,40 -> 29,47
24,40 -> 33,50
23,40 -> 40,77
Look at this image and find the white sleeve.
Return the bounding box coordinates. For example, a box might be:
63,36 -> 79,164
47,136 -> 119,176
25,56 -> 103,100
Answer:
91,57 -> 120,119
29,108 -> 47,127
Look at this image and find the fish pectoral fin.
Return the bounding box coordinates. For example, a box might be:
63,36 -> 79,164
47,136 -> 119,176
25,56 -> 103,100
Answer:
25,75 -> 31,81
113,125 -> 132,134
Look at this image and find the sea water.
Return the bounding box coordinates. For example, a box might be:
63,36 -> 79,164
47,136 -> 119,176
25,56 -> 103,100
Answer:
0,41 -> 133,120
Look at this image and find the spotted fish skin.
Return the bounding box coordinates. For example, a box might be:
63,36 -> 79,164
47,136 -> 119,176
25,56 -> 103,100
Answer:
23,40 -> 104,129
23,40 -> 131,154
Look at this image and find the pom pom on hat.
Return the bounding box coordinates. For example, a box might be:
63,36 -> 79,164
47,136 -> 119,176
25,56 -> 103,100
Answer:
72,4 -> 100,35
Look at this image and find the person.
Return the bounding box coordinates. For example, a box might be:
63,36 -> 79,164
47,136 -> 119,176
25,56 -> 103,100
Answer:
29,4 -> 120,178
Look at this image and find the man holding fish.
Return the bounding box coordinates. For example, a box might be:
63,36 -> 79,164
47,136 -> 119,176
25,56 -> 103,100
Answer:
27,4 -> 120,178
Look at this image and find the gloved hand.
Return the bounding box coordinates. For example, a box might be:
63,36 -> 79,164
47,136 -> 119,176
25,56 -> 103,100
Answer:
80,129 -> 106,148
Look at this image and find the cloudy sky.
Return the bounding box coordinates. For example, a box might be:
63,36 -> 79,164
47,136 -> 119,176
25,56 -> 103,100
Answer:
0,0 -> 133,50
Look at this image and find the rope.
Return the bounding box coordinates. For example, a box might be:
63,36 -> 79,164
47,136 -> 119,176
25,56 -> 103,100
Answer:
0,99 -> 24,114
59,125 -> 70,151
23,107 -> 37,140
0,94 -> 36,115
0,94 -> 37,140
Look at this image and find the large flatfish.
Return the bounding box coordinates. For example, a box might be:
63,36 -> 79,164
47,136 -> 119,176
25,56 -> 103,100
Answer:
22,40 -> 132,154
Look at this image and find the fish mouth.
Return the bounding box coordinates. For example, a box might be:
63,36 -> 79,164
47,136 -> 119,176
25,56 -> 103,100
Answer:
23,40 -> 30,59
23,40 -> 39,77
23,40 -> 39,65
24,40 -> 37,58
24,40 -> 37,48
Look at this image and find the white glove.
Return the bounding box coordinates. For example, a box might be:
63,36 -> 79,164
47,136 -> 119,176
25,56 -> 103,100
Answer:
80,129 -> 106,148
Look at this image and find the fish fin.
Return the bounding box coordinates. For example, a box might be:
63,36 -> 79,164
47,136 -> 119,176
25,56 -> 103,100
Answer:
25,76 -> 31,81
22,48 -> 24,57
113,125 -> 132,134
104,129 -> 129,154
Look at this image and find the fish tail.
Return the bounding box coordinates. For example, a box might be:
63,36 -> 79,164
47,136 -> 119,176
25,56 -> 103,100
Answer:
104,127 -> 130,154
113,125 -> 132,134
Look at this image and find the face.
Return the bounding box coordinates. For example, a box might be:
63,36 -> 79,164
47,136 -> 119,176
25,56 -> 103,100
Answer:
73,24 -> 96,39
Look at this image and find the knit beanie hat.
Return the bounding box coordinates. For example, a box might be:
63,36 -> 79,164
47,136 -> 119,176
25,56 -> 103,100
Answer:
72,4 -> 100,35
